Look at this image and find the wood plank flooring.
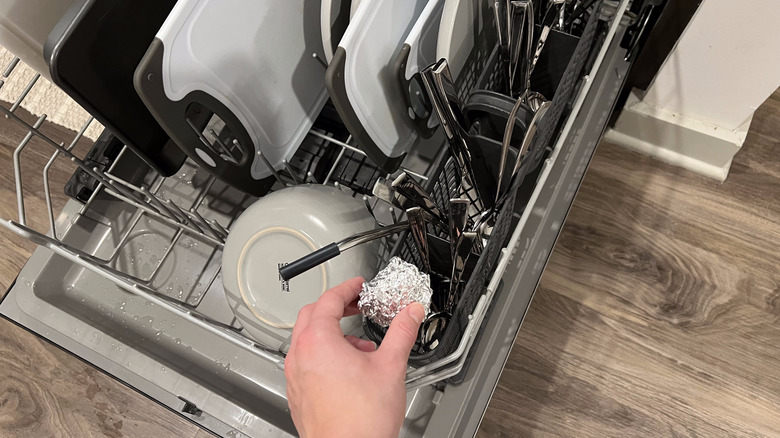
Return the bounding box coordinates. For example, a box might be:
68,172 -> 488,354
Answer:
478,90 -> 780,437
0,88 -> 777,437
0,106 -> 201,437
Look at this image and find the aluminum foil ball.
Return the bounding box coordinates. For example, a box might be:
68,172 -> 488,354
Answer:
358,257 -> 432,327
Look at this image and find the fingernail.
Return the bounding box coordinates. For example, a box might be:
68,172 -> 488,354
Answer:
407,302 -> 425,325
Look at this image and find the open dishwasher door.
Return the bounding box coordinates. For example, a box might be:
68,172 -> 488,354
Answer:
409,2 -> 636,435
0,0 -> 637,436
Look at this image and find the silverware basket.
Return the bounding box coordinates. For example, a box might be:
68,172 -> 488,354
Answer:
365,0 -> 604,374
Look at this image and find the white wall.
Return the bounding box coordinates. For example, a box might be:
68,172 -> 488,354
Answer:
642,0 -> 780,131
606,0 -> 780,181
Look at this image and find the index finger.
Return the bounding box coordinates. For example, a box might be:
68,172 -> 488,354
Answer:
310,277 -> 365,323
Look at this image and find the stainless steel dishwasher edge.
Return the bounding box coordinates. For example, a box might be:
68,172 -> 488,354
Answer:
0,1 -> 633,437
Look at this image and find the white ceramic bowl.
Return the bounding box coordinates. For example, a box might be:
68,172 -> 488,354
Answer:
222,184 -> 379,351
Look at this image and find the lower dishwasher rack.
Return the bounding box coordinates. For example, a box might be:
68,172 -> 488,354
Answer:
0,1 -> 632,436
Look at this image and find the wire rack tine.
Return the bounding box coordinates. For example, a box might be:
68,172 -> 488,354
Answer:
10,73 -> 40,113
282,160 -> 299,185
189,208 -> 224,241
323,143 -> 347,185
80,146 -> 131,212
42,141 -> 65,238
254,147 -> 286,186
42,117 -> 94,238
1,57 -> 20,79
13,114 -> 47,225
208,219 -> 229,239
104,187 -> 224,247
1,101 -> 152,210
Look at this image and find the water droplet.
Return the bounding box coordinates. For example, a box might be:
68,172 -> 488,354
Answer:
174,338 -> 181,345
24,280 -> 31,287
161,367 -> 167,374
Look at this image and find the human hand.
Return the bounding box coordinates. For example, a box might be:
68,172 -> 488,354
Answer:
284,277 -> 425,438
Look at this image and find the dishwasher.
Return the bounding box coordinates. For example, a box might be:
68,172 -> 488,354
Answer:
0,0 -> 647,436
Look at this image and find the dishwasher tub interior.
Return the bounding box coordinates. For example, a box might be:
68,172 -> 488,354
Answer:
0,1 -> 633,436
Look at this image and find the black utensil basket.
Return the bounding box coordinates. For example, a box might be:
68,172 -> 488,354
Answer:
364,1 -> 605,370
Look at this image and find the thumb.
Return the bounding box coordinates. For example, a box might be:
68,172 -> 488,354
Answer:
378,302 -> 425,363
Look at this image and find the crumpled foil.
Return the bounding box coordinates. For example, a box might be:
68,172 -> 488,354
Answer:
358,257 -> 432,327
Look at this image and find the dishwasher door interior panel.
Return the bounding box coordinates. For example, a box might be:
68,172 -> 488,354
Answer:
0,1 -> 632,436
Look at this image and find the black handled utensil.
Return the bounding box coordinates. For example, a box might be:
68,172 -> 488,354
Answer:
279,221 -> 409,281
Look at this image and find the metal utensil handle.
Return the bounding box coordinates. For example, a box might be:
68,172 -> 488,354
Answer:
392,172 -> 446,224
508,101 -> 551,181
339,221 -> 410,251
446,232 -> 477,312
407,207 -> 431,274
495,95 -> 533,205
520,0 -> 536,96
421,60 -> 484,207
448,198 -> 470,260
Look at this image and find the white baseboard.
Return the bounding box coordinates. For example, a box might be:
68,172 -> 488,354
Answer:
605,92 -> 751,182
604,129 -> 733,180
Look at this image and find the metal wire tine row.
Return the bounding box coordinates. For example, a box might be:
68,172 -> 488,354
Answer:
308,128 -> 430,183
43,115 -> 95,239
66,149 -> 226,306
0,55 -> 226,272
100,169 -> 225,246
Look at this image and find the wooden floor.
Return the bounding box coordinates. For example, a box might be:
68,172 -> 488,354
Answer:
0,88 -> 777,437
480,90 -> 780,437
